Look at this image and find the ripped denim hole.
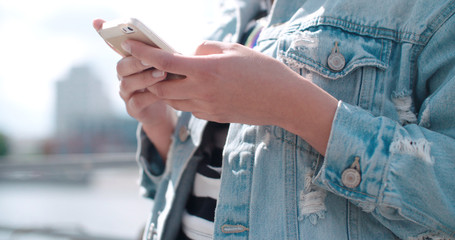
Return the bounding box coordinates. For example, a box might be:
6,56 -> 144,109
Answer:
407,231 -> 454,240
419,106 -> 431,128
299,171 -> 327,224
390,136 -> 433,164
391,94 -> 417,125
298,188 -> 327,225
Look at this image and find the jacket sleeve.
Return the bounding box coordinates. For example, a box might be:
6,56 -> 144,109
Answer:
313,13 -> 455,239
206,0 -> 263,42
136,123 -> 166,199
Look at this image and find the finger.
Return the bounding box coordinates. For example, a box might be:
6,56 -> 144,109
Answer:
164,99 -> 202,113
117,56 -> 152,77
146,77 -> 203,100
122,40 -> 208,76
126,91 -> 160,115
93,19 -> 105,31
120,68 -> 167,100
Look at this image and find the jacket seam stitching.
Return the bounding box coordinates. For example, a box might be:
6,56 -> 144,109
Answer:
292,16 -> 425,44
274,134 -> 320,157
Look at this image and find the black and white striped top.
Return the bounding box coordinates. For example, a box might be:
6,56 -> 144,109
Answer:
179,122 -> 229,240
179,4 -> 272,238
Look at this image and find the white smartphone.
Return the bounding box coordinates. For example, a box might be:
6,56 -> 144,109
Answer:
98,18 -> 184,80
98,17 -> 177,57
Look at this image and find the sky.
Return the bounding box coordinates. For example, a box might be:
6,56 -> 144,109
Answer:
0,0 -> 218,141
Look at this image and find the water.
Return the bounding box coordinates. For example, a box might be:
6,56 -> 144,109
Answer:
0,168 -> 153,240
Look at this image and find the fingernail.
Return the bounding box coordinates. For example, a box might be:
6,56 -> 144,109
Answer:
152,69 -> 165,78
121,41 -> 131,53
141,60 -> 150,66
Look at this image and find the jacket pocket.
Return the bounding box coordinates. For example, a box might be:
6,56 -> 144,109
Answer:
278,25 -> 391,79
276,25 -> 392,107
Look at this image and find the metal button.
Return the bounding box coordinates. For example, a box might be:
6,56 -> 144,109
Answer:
328,42 -> 345,72
341,168 -> 361,188
341,157 -> 361,188
179,126 -> 190,142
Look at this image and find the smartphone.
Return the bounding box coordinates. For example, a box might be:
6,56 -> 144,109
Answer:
98,18 -> 184,79
98,17 -> 177,56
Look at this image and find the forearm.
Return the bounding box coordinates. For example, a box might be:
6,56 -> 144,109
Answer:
273,76 -> 338,156
142,108 -> 177,161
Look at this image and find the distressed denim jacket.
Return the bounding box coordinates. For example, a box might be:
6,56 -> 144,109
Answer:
138,0 -> 455,239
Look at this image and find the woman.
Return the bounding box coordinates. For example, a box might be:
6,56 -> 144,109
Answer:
94,0 -> 455,239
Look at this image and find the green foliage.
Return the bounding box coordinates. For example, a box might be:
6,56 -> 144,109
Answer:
0,133 -> 9,156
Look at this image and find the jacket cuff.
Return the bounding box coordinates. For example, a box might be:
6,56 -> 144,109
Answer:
313,101 -> 393,204
136,124 -> 166,198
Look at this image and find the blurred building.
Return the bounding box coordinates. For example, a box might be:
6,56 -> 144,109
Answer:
55,65 -> 113,134
50,65 -> 137,154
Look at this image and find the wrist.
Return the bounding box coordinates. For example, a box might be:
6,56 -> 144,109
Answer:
142,108 -> 177,161
273,77 -> 338,156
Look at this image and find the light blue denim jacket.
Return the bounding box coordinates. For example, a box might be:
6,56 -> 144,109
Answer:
137,0 -> 455,239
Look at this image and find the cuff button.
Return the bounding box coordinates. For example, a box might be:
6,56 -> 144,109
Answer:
341,156 -> 361,188
341,168 -> 361,188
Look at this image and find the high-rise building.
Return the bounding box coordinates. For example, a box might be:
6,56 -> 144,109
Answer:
55,65 -> 113,135
52,65 -> 137,154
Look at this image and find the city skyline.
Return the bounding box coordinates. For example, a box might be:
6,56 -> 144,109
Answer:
0,0 -> 218,145
50,64 -> 138,154
2,64 -> 139,155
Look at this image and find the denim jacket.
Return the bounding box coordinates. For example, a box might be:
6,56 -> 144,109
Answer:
138,0 -> 455,239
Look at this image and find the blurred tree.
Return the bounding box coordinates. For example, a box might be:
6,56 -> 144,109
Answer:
0,132 -> 9,156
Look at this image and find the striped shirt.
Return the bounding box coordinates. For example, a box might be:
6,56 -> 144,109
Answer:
180,122 -> 228,240
180,4 -> 271,238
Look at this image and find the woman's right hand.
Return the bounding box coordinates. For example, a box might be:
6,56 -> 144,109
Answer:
116,54 -> 177,161
117,55 -> 171,126
93,19 -> 176,160
93,19 -> 172,126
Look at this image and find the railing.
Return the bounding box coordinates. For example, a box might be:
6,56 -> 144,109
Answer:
0,224 -> 138,240
0,153 -> 137,182
0,152 -> 146,240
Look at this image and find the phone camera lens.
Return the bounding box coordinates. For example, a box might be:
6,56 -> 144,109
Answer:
122,26 -> 135,34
